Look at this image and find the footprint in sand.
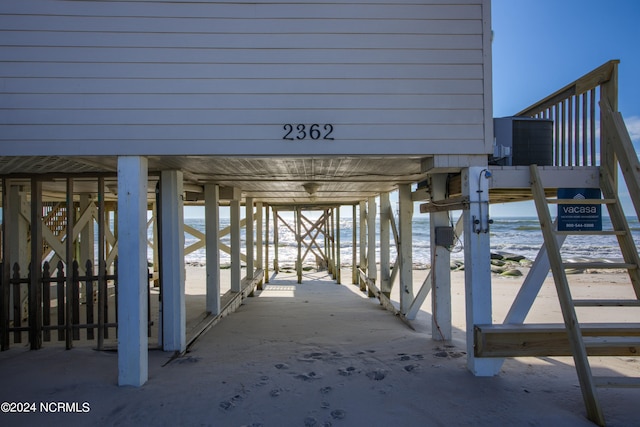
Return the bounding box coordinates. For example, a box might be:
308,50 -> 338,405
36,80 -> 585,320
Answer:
366,369 -> 387,381
338,366 -> 358,376
304,416 -> 319,426
219,400 -> 234,411
256,375 -> 270,386
320,386 -> 333,394
403,364 -> 420,373
331,409 -> 346,420
295,371 -> 320,381
274,363 -> 289,370
269,388 -> 281,397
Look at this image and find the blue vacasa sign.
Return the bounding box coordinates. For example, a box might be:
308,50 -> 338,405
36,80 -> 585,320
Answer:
557,188 -> 602,231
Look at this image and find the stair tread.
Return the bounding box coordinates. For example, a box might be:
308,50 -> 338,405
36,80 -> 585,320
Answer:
547,198 -> 616,205
562,262 -> 637,270
555,230 -> 626,236
583,336 -> 640,347
593,376 -> 640,388
574,299 -> 640,307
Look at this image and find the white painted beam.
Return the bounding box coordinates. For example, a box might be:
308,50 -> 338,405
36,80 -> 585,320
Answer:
245,197 -> 254,278
256,202 -> 263,280
230,188 -> 242,292
489,166 -> 599,189
273,208 -> 279,273
352,204 -> 357,285
359,201 -> 367,291
79,194 -> 95,268
264,204 -> 270,283
8,186 -> 28,268
430,174 -> 451,341
65,178 -> 74,349
406,216 -> 463,320
8,185 -> 28,323
336,206 -> 341,284
296,207 -> 302,284
462,166 -> 501,376
398,184 -> 413,313
379,192 -> 391,296
205,184 -> 220,315
160,170 -> 185,353
117,156 -> 148,387
29,178 -> 42,349
367,197 -> 377,294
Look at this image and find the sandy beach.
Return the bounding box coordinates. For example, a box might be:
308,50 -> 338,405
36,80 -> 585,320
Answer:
0,265 -> 638,426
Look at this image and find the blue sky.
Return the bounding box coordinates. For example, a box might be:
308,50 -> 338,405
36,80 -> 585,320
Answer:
491,0 -> 640,216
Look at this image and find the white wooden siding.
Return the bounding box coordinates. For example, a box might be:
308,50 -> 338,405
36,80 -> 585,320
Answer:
0,0 -> 491,156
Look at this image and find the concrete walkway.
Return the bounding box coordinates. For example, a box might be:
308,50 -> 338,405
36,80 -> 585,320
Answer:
0,270 -> 636,426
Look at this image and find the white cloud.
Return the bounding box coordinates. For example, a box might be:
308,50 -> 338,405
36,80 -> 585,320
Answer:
624,116 -> 640,143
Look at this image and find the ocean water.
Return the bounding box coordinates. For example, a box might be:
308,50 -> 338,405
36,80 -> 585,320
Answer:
176,215 -> 640,268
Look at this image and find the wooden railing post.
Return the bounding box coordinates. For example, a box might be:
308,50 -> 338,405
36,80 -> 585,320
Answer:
517,60 -> 620,169
600,61 -> 619,186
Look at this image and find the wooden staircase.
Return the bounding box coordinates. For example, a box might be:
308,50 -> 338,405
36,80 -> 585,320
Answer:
41,202 -> 67,259
530,164 -> 640,426
474,60 -> 640,426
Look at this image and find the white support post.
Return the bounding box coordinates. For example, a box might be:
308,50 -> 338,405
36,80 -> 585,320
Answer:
79,194 -> 95,268
256,202 -> 263,283
8,186 -> 27,264
230,189 -> 242,292
462,166 -> 501,376
151,202 -> 159,287
8,185 -> 28,322
367,197 -> 377,294
117,156 -> 149,387
160,170 -> 185,353
352,204 -> 357,285
430,174 -> 452,341
359,201 -> 367,292
273,208 -> 279,274
380,192 -> 391,297
330,209 -> 338,280
245,197 -> 254,278
296,207 -> 302,284
205,184 -> 220,315
398,184 -> 413,314
265,204 -> 270,283
29,178 -> 42,350
65,178 -> 74,349
336,206 -> 341,284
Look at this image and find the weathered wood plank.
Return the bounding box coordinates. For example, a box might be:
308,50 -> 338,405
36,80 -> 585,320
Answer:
475,323 -> 640,357
594,377 -> 640,388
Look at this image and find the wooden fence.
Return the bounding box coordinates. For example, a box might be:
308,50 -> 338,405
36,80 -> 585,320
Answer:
0,259 -> 151,351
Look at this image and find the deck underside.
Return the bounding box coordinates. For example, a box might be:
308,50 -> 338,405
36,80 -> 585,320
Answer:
0,156 -> 601,206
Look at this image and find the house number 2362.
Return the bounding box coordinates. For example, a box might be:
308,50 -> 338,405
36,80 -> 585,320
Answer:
283,124 -> 334,141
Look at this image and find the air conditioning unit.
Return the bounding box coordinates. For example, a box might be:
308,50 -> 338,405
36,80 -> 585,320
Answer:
491,117 -> 553,166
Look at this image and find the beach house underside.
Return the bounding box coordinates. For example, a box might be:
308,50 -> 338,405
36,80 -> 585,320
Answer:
1,0 -> 640,423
